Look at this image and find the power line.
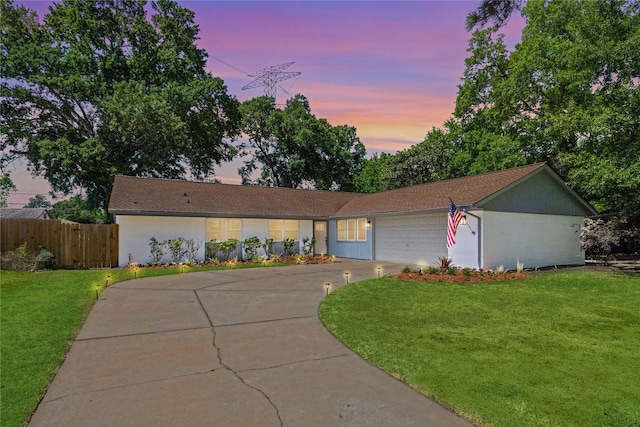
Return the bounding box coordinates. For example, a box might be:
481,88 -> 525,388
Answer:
209,55 -> 250,76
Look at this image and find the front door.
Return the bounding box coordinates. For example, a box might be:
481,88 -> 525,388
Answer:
314,221 -> 328,255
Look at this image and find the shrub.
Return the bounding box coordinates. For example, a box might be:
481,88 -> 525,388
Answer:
0,242 -> 36,271
35,248 -> 56,269
219,238 -> 240,261
282,238 -> 296,256
167,238 -> 187,263
401,265 -> 413,273
184,238 -> 203,263
516,260 -> 525,273
262,238 -> 274,257
437,256 -> 454,269
149,237 -> 166,264
270,252 -> 281,263
243,237 -> 262,261
206,239 -> 221,260
302,237 -> 316,255
427,267 -> 439,274
581,217 -> 640,259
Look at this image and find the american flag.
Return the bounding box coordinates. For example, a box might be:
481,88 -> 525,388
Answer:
447,200 -> 462,248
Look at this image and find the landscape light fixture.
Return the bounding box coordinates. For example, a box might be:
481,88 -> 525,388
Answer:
105,275 -> 110,287
344,272 -> 350,284
377,267 -> 381,278
134,266 -> 138,279
324,282 -> 331,296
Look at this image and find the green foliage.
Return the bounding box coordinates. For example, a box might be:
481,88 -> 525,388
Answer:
149,237 -> 166,264
218,238 -> 240,261
401,265 -> 413,274
35,248 -> 56,270
50,195 -> 107,224
0,242 -> 37,271
238,95 -> 366,190
454,0 -> 640,219
167,238 -> 187,263
262,237 -> 274,257
320,270 -> 640,427
270,252 -> 281,263
243,236 -> 262,261
1,0 -> 241,209
282,238 -> 296,256
0,173 -> 16,208
437,256 -> 454,269
301,236 -> 316,255
379,128 -> 463,190
23,194 -> 51,209
377,0 -> 639,224
353,152 -> 392,193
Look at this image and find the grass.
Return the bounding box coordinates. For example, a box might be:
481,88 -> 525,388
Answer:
319,269 -> 640,427
0,262 -> 287,427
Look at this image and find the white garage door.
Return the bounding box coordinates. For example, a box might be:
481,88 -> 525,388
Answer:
375,213 -> 447,266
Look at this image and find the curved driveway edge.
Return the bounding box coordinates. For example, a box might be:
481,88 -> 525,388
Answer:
29,260 -> 474,426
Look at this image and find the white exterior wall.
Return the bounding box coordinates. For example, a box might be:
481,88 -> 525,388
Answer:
117,215 -> 205,266
448,210 -> 483,269
481,212 -> 584,270
300,220 -> 313,243
117,216 -> 316,265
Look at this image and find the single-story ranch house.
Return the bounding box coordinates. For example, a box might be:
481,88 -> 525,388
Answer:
108,162 -> 597,270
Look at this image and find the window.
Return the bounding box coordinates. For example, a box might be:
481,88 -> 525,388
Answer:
205,218 -> 242,242
269,219 -> 299,241
337,218 -> 368,242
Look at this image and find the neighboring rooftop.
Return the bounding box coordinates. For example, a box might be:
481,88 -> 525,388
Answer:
0,208 -> 51,220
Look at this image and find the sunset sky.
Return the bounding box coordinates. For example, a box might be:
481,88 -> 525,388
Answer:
7,1 -> 525,207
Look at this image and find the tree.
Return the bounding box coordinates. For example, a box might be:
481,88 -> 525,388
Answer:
1,0 -> 241,209
353,152 -> 392,193
24,194 -> 52,209
0,173 -> 16,208
453,0 -> 640,218
379,127 -> 462,190
466,0 -> 524,31
238,95 -> 366,191
50,195 -> 107,224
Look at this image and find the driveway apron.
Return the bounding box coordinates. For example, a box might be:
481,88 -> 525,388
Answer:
29,260 -> 474,427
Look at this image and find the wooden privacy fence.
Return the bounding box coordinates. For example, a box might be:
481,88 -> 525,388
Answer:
1,219 -> 118,268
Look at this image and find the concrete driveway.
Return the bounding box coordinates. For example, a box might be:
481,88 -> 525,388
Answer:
29,260 -> 473,426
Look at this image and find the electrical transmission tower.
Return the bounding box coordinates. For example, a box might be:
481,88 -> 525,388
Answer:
242,62 -> 301,99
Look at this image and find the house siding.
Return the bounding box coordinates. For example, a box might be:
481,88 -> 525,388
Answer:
117,215 -> 315,265
481,211 -> 585,270
117,215 -> 206,265
328,219 -> 373,260
480,170 -> 592,216
448,210 -> 482,269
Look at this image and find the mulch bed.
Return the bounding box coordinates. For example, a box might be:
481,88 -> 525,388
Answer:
390,269 -> 528,283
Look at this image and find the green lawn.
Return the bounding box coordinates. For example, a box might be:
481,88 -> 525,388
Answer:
319,269 -> 640,427
0,263 -> 286,427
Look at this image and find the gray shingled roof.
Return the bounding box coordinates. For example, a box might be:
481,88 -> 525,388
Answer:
108,163 -> 559,218
0,208 -> 51,219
